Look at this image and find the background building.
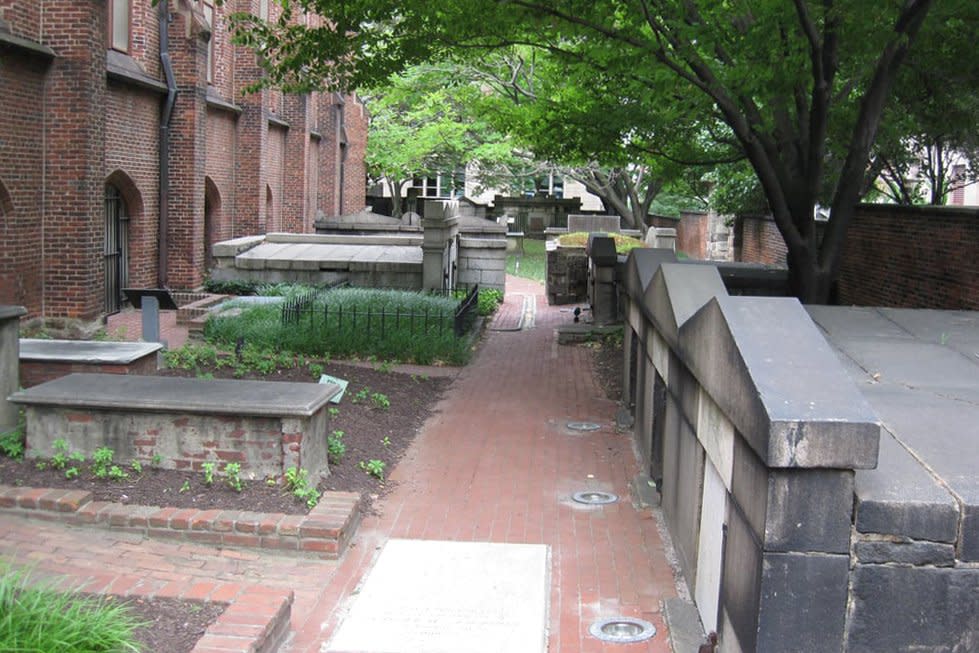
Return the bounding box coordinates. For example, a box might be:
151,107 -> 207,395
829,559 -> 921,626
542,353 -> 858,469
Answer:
0,0 -> 367,324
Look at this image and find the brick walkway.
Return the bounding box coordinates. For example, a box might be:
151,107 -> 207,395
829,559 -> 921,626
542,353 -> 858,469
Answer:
1,276 -> 679,652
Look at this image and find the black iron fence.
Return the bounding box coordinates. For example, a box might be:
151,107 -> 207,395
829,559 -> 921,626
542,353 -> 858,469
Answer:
280,286 -> 480,339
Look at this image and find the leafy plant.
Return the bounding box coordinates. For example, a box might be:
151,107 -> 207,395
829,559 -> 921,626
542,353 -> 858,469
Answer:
0,432 -> 24,460
64,467 -> 79,480
202,462 -> 217,487
284,466 -> 320,509
179,480 -> 191,493
381,436 -> 391,448
224,462 -> 243,492
308,362 -> 324,379
371,392 -> 391,410
359,459 -> 386,481
130,460 -> 143,475
327,430 -> 346,465
376,359 -> 395,373
50,439 -> 71,470
151,454 -> 162,467
327,407 -> 340,418
477,288 -> 504,316
352,387 -> 371,403
107,465 -> 128,481
91,447 -> 115,480
0,564 -> 144,652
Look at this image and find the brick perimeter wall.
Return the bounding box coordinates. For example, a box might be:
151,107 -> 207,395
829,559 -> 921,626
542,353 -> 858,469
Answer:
738,214 -> 788,266
738,206 -> 979,309
838,204 -> 979,309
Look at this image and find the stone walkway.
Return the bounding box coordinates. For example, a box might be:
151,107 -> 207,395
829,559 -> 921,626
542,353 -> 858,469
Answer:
1,276 -> 679,652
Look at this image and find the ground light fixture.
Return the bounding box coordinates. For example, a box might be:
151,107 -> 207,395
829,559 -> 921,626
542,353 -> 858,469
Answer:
588,617 -> 657,643
571,491 -> 618,505
566,421 -> 601,432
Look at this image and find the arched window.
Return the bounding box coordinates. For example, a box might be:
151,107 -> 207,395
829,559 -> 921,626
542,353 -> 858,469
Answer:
104,184 -> 130,313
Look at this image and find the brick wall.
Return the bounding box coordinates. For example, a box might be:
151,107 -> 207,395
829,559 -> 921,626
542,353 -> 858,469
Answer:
0,0 -> 368,322
838,204 -> 979,309
737,214 -> 788,266
41,0 -> 107,321
105,85 -> 161,290
342,96 -> 368,215
737,206 -> 979,309
0,50 -> 46,316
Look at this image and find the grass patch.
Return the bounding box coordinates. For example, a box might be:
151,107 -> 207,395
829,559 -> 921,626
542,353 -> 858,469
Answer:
557,231 -> 647,254
0,564 -> 144,652
204,287 -> 472,365
506,238 -> 546,283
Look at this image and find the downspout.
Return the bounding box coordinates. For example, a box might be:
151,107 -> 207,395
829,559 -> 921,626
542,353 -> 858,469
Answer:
158,0 -> 177,288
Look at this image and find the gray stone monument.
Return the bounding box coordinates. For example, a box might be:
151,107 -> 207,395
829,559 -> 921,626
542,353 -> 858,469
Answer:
0,305 -> 26,432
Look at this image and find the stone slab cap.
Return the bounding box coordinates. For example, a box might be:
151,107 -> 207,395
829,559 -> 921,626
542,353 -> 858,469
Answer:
267,232 -> 422,246
586,234 -> 618,266
211,235 -> 264,258
9,373 -> 339,418
623,248 -> 677,302
458,237 -> 507,249
854,427 -> 959,543
857,384 -> 979,560
642,263 -> 727,349
19,339 -> 163,364
679,296 -> 880,469
0,305 -> 27,320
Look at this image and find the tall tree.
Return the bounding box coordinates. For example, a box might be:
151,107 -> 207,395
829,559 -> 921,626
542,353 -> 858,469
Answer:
229,0 -> 971,302
363,65 -> 521,219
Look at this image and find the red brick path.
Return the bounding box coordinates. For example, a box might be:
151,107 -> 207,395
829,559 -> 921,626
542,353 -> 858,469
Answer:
1,276 -> 678,652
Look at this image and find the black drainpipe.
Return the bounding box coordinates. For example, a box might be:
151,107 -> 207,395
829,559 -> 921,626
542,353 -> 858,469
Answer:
158,1 -> 177,288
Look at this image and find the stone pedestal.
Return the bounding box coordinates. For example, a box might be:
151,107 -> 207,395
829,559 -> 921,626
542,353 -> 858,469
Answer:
0,305 -> 27,432
422,202 -> 460,291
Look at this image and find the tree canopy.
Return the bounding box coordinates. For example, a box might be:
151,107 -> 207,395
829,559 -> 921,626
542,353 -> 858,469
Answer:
229,0 -> 977,302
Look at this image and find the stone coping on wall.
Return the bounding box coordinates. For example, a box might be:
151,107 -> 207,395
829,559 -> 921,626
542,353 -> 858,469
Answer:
0,484 -> 362,560
10,373 -> 339,418
808,304 -> 979,560
679,295 -> 881,470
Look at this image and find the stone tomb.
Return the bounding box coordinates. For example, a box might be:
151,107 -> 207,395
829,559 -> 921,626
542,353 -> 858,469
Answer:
10,373 -> 340,480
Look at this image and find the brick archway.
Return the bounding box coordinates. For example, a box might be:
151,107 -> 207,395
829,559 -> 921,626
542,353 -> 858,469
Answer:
204,177 -> 222,271
104,170 -> 144,314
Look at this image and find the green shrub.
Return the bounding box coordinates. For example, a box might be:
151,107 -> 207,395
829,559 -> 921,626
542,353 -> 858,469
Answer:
203,287 -> 471,365
477,288 -> 504,316
0,564 -> 144,652
203,278 -> 261,296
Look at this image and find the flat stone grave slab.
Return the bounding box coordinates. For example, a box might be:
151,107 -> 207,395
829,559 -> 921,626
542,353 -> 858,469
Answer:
19,339 -> 163,364
325,539 -> 549,653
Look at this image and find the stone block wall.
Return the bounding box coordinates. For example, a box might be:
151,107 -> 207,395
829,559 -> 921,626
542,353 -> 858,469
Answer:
457,238 -> 506,292
622,251 -> 884,651
545,243 -> 588,305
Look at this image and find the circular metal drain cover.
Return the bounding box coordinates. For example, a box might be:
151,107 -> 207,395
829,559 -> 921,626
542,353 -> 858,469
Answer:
589,617 -> 657,643
572,491 -> 618,505
566,421 -> 601,432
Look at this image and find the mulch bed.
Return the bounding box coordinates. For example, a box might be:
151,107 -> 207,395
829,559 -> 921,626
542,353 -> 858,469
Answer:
588,332 -> 624,402
122,596 -> 226,653
0,361 -> 452,516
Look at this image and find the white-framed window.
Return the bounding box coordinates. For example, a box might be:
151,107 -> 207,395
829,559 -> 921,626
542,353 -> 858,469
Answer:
109,0 -> 131,53
413,169 -> 466,199
523,172 -> 564,198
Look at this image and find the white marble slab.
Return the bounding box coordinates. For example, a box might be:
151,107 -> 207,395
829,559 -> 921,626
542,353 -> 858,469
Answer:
325,539 -> 550,653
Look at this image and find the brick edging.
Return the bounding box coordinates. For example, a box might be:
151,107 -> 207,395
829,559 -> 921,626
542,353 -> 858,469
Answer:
0,485 -> 362,559
68,570 -> 293,653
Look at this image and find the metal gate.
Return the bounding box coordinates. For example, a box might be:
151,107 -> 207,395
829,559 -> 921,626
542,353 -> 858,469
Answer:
104,185 -> 129,314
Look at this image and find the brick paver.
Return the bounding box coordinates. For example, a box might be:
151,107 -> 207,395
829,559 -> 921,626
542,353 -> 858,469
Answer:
0,276 -> 679,652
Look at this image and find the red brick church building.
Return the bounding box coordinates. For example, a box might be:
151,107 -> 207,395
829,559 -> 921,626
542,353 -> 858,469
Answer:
0,0 -> 367,325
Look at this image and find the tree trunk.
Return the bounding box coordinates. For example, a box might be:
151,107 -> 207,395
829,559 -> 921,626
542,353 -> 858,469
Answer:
385,179 -> 404,220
